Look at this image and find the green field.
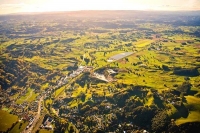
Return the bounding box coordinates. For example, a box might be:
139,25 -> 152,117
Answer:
39,129 -> 54,133
0,11 -> 200,133
9,120 -> 28,133
16,88 -> 39,104
0,110 -> 18,132
176,111 -> 200,125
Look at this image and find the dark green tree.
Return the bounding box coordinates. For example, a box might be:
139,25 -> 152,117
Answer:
177,81 -> 192,94
151,111 -> 170,133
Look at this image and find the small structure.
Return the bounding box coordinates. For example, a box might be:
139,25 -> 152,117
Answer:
107,52 -> 133,62
107,69 -> 117,75
92,72 -> 109,82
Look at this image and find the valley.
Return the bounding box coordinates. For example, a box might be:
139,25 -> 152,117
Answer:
0,11 -> 200,133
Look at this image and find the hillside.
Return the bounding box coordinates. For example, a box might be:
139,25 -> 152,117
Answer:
0,10 -> 200,133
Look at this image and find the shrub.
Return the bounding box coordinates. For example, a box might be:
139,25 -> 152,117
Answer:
162,65 -> 170,71
151,111 -> 170,132
173,68 -> 199,76
177,81 -> 192,94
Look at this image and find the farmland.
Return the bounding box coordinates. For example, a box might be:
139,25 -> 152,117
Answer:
0,10 -> 200,132
0,110 -> 18,132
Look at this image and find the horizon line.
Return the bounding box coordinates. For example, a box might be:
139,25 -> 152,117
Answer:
1,9 -> 200,16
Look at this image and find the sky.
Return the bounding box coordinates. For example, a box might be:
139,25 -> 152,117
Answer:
0,0 -> 200,14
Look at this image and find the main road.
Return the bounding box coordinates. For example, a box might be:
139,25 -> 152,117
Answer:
22,96 -> 43,133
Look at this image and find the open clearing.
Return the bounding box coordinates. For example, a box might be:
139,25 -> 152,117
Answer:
0,110 -> 18,132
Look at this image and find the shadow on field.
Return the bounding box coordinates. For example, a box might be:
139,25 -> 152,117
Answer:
174,103 -> 189,118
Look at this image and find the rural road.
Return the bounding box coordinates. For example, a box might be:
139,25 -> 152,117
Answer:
22,96 -> 43,133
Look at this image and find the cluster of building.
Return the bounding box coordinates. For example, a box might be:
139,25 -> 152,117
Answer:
28,100 -> 39,112
40,117 -> 54,130
26,117 -> 35,130
107,69 -> 117,75
68,66 -> 93,78
50,65 -> 93,94
92,72 -> 109,82
55,75 -> 69,89
91,69 -> 117,82
4,91 -> 40,117
40,66 -> 93,100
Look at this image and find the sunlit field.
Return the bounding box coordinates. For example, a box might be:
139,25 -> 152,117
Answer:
0,10 -> 200,132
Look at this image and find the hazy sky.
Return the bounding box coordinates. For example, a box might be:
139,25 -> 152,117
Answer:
0,0 -> 200,14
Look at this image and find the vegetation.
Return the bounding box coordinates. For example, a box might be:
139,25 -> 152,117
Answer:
0,10 -> 200,132
9,120 -> 28,133
0,110 -> 18,132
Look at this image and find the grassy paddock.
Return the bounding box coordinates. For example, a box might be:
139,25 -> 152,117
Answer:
39,129 -> 54,133
175,111 -> 200,125
16,88 -> 38,104
9,120 -> 28,133
175,96 -> 200,125
0,110 -> 18,132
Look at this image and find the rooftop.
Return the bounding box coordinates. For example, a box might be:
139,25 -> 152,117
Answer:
108,52 -> 133,62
